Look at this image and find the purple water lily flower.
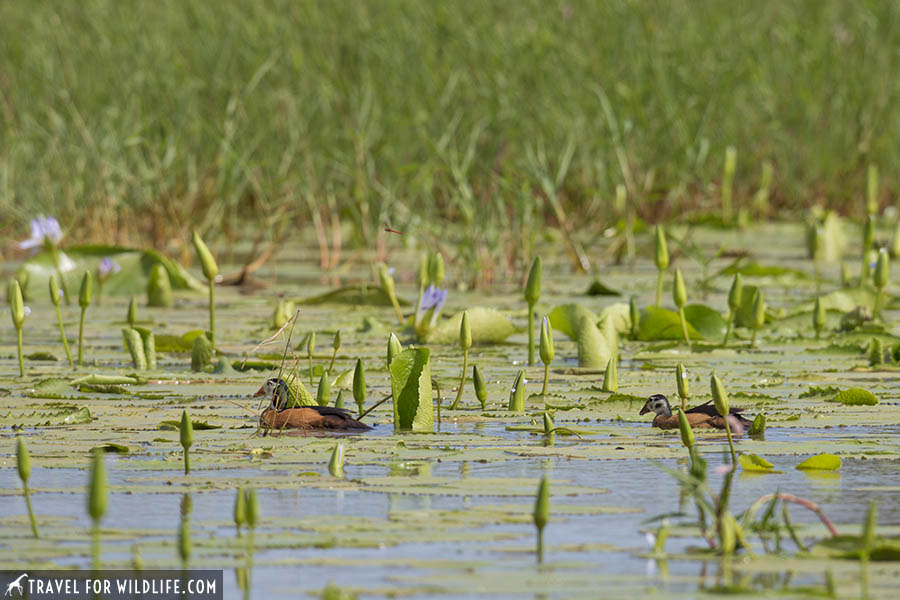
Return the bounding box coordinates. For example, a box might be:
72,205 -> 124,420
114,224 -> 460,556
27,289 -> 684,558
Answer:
98,257 -> 121,279
19,216 -> 64,251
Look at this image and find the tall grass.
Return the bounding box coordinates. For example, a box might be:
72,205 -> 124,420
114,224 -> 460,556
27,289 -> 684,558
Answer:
1,1 -> 898,268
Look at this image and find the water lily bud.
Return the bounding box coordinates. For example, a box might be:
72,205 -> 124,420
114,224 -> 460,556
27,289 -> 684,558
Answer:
813,297 -> 825,333
524,256 -> 541,306
79,271 -> 92,308
88,448 -> 107,522
724,146 -> 737,178
387,333 -> 402,368
862,500 -> 877,553
428,252 -> 444,286
676,408 -> 694,449
875,248 -> 889,289
508,370 -> 526,412
328,442 -> 345,478
178,519 -> 191,563
316,371 -> 331,406
533,475 -> 549,531
377,263 -> 395,296
9,279 -> 24,329
272,300 -> 290,329
867,164 -> 879,215
245,488 -> 259,528
629,297 -> 640,336
180,409 -> 194,451
752,289 -> 766,330
542,412 -> 555,434
601,358 -> 618,393
654,225 -> 669,271
727,274 -> 743,312
710,373 -> 730,417
234,486 -> 246,528
863,215 -> 875,252
720,510 -> 737,555
539,317 -> 554,365
127,296 -> 138,326
676,363 -> 689,400
673,269 -> 687,308
147,264 -> 173,307
335,390 -> 344,409
333,329 -> 342,351
418,253 -> 430,288
191,231 -> 219,280
49,275 -> 61,308
869,337 -> 884,366
473,364 -> 487,409
123,327 -> 148,370
353,359 -> 366,407
307,331 -> 316,357
17,436 -> 30,483
459,310 -> 472,351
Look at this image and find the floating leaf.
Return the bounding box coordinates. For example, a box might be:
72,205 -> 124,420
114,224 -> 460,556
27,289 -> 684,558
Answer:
829,388 -> 878,406
158,420 -> 221,431
19,245 -> 204,297
424,307 -> 517,344
62,406 -> 92,424
25,351 -> 58,361
390,348 -> 433,431
295,286 -> 409,307
721,260 -> 809,280
738,454 -> 776,472
796,454 -> 842,471
637,306 -> 702,341
92,443 -> 129,454
549,304 -> 615,368
586,279 -> 621,296
682,304 -> 728,340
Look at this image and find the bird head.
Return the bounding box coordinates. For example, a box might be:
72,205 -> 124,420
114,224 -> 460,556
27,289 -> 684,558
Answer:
254,377 -> 289,410
640,394 -> 672,417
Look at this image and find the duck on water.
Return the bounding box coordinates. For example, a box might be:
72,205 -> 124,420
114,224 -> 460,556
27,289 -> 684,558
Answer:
254,377 -> 371,431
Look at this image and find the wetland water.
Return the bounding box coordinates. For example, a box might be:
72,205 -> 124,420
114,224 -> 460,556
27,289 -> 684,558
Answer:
2,223 -> 900,598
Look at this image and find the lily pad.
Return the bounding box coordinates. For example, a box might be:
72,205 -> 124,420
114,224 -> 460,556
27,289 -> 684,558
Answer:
796,454 -> 842,471
637,306 -> 702,341
424,307 -> 516,344
738,453 -> 776,472
295,286 -> 409,306
682,304 -> 728,340
829,388 -> 878,406
549,304 -> 615,368
586,279 -> 621,296
157,420 -> 222,431
390,348 -> 433,431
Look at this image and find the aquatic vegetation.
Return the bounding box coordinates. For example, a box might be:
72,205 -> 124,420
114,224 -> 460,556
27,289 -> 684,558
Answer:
601,358 -> 617,393
750,289 -> 766,347
861,215 -> 875,284
710,373 -> 737,465
87,448 -> 107,570
329,330 -> 341,372
77,271 -> 92,366
721,146 -> 737,223
473,364 -> 487,410
16,436 -> 38,537
675,364 -> 689,410
147,263 -> 173,307
307,331 -> 317,386
654,225 -> 668,306
49,275 -> 73,367
722,274 -> 742,345
813,296 -> 826,338
449,311 -> 471,409
192,231 -> 219,345
191,334 -> 214,372
377,263 -> 404,325
390,348 -> 433,431
353,359 -> 366,417
122,328 -> 148,370
524,256 -> 541,365
233,486 -> 247,537
328,443 -> 345,478
8,279 -> 26,376
796,454 -> 842,471
180,409 -> 194,475
127,296 -> 138,327
672,268 -> 690,348
532,476 -> 549,564
386,333 -> 401,369
508,370 -> 525,412
874,248 -> 889,318
539,316 -> 554,400
316,372 -> 331,406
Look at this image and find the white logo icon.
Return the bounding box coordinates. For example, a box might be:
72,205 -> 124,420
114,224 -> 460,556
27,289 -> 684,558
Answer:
4,574 -> 27,597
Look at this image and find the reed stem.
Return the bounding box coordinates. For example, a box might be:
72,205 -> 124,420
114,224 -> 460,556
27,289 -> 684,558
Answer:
24,483 -> 38,537
55,304 -> 74,366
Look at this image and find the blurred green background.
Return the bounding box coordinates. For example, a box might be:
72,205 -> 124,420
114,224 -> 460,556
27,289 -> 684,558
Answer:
1,0 -> 897,258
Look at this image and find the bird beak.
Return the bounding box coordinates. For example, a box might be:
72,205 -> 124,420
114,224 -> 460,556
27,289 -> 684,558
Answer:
639,404 -> 650,415
253,385 -> 266,397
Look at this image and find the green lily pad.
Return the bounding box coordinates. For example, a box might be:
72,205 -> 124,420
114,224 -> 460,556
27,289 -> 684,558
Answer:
20,244 -> 204,297
72,374 -> 143,386
683,304 -> 727,340
390,348 -> 433,432
721,260 -> 809,280
155,330 -> 208,353
92,443 -> 130,454
829,388 -> 878,406
157,420 -> 222,431
637,306 -> 702,341
738,453 -> 776,472
424,307 -> 517,344
295,286 -> 409,306
25,351 -> 58,361
796,454 -> 842,471
549,304 -> 615,368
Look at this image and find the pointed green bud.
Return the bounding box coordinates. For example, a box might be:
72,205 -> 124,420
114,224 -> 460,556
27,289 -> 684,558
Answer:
192,231 -> 219,281
533,475 -> 549,531
245,488 -> 259,528
867,164 -> 879,215
17,436 -> 31,483
127,296 -> 138,327
180,409 -> 194,451
316,371 -> 331,406
233,486 -> 246,527
147,264 -> 173,307
862,500 -> 877,554
508,370 -> 525,412
676,363 -> 689,400
418,253 -> 431,288
428,252 -> 444,286
333,329 -> 342,351
136,327 -> 156,370
539,317 -> 554,365
869,337 -> 884,366
629,297 -> 640,336
377,262 -> 395,296
863,215 -> 875,252
387,333 -> 402,368
601,358 -> 618,393
727,274 -> 743,312
473,364 -> 487,410
334,389 -> 344,409
88,448 -> 107,523
676,408 -> 694,449
710,373 -> 729,417
123,327 -> 148,370
524,256 -> 542,306
720,510 -> 737,555
752,289 -> 766,330
673,268 -> 687,308
178,518 -> 191,563
307,331 -> 316,356
49,275 -> 61,308
78,271 -> 92,309
875,248 -> 889,289
459,310 -> 472,351
272,300 -> 290,329
328,442 -> 345,478
542,411 -> 555,434
8,279 -> 24,329
654,225 -> 669,271
353,359 -> 366,408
